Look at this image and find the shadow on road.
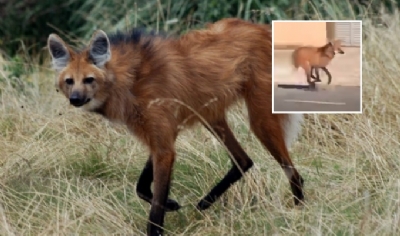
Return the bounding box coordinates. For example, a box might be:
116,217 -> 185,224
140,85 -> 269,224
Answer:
277,84 -> 316,91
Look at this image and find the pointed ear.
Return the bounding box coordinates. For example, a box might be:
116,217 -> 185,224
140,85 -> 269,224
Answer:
88,30 -> 111,67
47,34 -> 70,71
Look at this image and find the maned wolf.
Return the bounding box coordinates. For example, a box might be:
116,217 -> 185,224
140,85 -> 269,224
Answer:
292,39 -> 345,89
47,18 -> 304,236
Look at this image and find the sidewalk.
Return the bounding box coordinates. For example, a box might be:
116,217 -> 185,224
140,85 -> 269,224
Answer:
273,47 -> 361,87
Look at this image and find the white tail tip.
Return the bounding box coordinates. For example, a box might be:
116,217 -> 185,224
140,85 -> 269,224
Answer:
282,114 -> 304,149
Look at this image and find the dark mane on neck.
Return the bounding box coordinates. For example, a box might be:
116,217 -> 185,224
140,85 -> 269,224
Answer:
108,27 -> 169,45
317,42 -> 332,52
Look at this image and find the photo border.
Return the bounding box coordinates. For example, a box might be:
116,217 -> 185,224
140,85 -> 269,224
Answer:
271,20 -> 363,114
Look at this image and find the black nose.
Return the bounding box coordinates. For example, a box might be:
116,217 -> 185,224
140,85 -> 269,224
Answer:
69,91 -> 86,107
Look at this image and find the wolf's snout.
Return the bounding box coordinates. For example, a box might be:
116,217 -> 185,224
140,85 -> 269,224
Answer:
69,91 -> 89,107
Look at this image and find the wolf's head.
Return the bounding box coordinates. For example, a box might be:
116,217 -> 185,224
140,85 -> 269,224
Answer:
47,30 -> 112,111
332,39 -> 345,54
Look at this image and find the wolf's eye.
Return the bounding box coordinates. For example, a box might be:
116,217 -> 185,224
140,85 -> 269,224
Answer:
83,77 -> 95,84
65,78 -> 74,85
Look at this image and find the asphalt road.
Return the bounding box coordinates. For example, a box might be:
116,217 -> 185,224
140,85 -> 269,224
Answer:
273,84 -> 361,113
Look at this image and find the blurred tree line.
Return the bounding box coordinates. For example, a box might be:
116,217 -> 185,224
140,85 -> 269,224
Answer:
0,0 -> 397,57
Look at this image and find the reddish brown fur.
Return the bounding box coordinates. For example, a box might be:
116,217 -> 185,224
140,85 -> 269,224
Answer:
47,18 -> 304,236
291,39 -> 344,87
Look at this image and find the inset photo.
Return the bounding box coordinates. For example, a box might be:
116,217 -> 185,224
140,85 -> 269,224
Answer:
272,20 -> 362,114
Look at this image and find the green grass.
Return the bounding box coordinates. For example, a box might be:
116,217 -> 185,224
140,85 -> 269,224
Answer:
0,3 -> 399,236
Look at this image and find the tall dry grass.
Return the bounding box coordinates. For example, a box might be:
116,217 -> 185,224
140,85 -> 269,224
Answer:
0,9 -> 398,236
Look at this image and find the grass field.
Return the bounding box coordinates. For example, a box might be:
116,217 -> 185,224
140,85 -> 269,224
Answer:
0,9 -> 399,236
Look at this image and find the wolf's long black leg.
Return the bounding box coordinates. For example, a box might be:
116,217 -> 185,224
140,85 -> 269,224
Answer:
197,118 -> 254,210
321,67 -> 332,84
136,156 -> 181,211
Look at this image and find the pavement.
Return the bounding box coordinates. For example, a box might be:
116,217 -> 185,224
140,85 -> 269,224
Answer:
273,47 -> 362,113
273,84 -> 361,112
273,47 -> 361,86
